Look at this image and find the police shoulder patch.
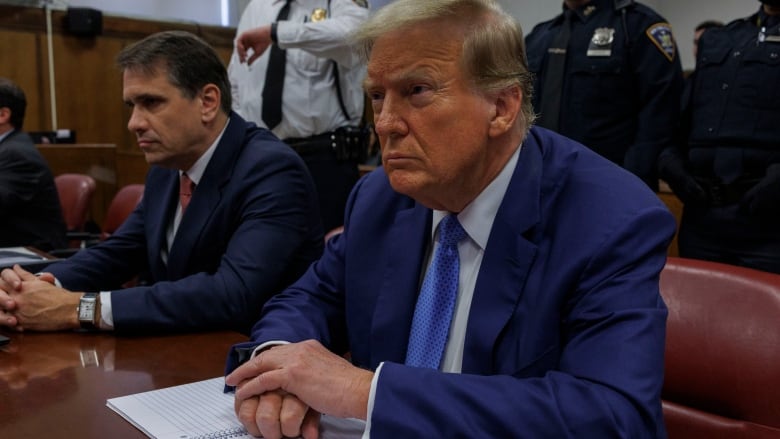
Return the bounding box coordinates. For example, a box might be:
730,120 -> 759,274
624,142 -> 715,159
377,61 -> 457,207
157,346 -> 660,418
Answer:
352,0 -> 368,8
646,22 -> 676,62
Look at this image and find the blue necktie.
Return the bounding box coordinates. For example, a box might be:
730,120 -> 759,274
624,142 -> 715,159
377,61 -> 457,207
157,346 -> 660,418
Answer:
405,215 -> 467,369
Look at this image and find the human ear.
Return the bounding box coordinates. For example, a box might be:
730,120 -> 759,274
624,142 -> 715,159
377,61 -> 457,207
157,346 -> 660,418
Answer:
488,85 -> 521,138
199,84 -> 221,122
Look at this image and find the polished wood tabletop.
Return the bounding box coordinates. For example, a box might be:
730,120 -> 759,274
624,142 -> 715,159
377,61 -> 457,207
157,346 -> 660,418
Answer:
0,330 -> 247,438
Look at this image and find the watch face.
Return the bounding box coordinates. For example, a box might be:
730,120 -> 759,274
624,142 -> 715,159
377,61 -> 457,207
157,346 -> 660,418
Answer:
79,299 -> 95,320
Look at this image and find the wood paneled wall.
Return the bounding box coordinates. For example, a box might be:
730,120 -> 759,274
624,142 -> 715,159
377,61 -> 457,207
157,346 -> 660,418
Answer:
1,5 -> 236,226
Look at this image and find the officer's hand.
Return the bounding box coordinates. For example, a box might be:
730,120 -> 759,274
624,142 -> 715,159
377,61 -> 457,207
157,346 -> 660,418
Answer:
658,151 -> 707,206
235,26 -> 272,66
741,164 -> 780,217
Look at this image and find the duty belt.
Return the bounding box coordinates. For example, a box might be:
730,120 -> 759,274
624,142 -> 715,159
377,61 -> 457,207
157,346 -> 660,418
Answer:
694,176 -> 761,207
284,132 -> 336,155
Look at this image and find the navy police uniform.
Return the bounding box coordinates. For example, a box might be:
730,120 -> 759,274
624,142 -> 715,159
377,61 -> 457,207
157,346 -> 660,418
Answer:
658,6 -> 780,273
526,0 -> 683,189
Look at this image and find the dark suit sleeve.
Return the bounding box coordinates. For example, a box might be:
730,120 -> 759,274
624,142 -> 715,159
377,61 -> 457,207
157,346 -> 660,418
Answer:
225,177 -> 369,368
0,140 -> 48,208
48,134 -> 322,334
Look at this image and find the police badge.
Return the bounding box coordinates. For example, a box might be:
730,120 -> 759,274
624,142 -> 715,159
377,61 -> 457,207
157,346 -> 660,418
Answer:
311,8 -> 327,22
587,27 -> 615,57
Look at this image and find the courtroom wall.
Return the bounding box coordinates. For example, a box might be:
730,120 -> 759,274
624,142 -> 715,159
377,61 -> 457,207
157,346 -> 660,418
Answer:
0,5 -> 235,188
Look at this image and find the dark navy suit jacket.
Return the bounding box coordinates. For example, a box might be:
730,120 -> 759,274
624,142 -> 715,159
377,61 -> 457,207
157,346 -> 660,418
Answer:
47,114 -> 323,334
229,127 -> 675,437
0,130 -> 66,251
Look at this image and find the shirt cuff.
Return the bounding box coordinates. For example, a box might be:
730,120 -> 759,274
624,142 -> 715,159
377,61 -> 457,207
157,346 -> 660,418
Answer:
251,340 -> 291,358
360,361 -> 383,439
99,291 -> 113,330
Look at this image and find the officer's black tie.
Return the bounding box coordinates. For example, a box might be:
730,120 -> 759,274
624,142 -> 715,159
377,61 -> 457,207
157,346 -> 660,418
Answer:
262,0 -> 292,129
538,9 -> 573,132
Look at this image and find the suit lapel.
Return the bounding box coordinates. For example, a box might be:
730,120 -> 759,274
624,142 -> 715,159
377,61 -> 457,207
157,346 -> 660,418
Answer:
369,202 -> 431,367
461,136 -> 545,375
143,169 -> 178,281
167,117 -> 243,279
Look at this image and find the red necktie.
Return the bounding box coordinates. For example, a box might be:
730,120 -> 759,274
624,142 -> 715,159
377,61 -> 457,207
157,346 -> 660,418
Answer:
179,173 -> 195,213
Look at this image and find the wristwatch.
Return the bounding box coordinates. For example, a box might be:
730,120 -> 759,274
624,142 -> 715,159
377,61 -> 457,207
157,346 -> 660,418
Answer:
77,293 -> 100,330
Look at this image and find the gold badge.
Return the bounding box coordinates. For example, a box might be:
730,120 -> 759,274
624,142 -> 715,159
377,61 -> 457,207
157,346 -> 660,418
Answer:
311,8 -> 327,22
584,6 -> 596,16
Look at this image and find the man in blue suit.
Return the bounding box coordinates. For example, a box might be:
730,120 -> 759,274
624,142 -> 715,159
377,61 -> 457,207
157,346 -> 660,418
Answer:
224,1 -> 675,437
0,31 -> 322,334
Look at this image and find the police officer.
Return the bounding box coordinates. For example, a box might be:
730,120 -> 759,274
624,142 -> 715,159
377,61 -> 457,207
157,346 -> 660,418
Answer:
526,0 -> 683,190
229,0 -> 369,233
658,0 -> 780,274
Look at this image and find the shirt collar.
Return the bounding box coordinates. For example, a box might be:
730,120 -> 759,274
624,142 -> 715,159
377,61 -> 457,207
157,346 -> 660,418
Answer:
431,143 -> 521,251
182,118 -> 229,185
0,128 -> 14,144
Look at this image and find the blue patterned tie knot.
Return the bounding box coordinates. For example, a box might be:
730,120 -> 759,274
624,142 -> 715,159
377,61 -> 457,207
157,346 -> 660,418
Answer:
438,214 -> 466,247
405,214 -> 467,369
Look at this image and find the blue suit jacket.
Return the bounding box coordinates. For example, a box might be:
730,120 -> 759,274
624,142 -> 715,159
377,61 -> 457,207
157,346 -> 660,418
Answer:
47,114 -> 323,333
229,127 -> 675,437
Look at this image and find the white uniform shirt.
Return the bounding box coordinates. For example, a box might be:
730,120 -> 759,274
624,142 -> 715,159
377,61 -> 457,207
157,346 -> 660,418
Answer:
228,0 -> 368,139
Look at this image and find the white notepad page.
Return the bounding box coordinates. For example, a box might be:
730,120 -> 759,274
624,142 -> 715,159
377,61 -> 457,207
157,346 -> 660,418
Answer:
107,377 -> 365,439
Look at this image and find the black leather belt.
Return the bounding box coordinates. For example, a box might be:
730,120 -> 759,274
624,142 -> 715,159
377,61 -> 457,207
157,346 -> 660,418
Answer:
284,132 -> 336,154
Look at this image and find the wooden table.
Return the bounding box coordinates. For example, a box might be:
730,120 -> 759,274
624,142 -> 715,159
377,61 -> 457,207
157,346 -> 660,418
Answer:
0,330 -> 247,438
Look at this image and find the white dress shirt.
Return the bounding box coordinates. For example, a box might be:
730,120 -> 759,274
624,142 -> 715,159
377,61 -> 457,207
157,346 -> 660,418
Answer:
228,0 -> 368,139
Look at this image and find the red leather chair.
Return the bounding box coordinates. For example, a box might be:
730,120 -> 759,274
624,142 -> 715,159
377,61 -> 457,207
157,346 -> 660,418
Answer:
659,257 -> 780,438
99,184 -> 144,240
324,225 -> 344,243
54,173 -> 96,233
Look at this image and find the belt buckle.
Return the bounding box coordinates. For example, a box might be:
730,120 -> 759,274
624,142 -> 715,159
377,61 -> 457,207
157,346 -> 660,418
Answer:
709,184 -> 726,207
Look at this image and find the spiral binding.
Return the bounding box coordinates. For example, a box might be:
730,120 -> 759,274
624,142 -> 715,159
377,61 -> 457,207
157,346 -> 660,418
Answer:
191,426 -> 248,439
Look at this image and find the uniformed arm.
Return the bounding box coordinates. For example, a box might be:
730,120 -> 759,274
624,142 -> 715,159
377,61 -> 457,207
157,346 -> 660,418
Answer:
623,19 -> 684,189
276,0 -> 369,68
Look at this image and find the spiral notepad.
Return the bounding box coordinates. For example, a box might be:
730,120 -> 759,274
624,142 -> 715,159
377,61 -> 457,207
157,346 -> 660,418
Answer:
107,377 -> 365,439
107,377 -> 250,439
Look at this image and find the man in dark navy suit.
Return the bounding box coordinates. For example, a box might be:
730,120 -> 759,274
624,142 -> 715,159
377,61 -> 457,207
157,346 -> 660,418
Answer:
0,77 -> 66,251
0,31 -> 322,334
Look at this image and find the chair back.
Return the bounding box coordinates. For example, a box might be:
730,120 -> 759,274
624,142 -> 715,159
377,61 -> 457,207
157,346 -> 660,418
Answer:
101,184 -> 144,240
660,257 -> 780,438
324,225 -> 344,243
54,173 -> 96,232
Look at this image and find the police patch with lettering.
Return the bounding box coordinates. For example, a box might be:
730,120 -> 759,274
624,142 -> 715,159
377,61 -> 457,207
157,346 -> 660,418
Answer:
646,23 -> 676,62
